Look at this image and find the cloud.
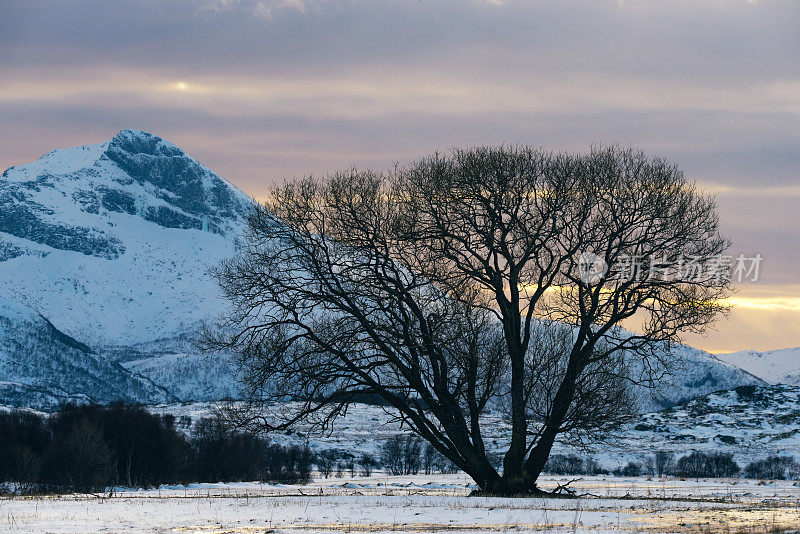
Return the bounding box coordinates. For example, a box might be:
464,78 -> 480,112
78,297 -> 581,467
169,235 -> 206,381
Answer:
703,184 -> 800,198
0,0 -> 798,351
686,286 -> 800,353
3,67 -> 800,120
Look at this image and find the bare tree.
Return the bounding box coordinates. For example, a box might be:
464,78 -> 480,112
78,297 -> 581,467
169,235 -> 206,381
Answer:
315,450 -> 336,479
358,453 -> 377,477
380,435 -> 423,476
207,146 -> 730,495
653,451 -> 674,477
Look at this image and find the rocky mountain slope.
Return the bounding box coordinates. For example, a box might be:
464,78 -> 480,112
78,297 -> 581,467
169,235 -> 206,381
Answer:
0,296 -> 171,409
629,344 -> 763,412
0,129 -> 252,347
617,383 -> 800,463
104,336 -> 241,402
0,130 -> 251,406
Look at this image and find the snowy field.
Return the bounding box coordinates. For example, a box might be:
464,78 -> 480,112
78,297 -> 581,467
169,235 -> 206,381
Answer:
3,474 -> 800,533
147,389 -> 800,468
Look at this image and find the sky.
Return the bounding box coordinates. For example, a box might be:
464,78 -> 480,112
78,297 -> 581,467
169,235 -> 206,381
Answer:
1,0 -> 798,353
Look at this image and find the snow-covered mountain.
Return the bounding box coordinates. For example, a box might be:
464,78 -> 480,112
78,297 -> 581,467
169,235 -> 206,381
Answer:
0,129 -> 252,346
634,345 -> 763,412
716,348 -> 800,385
0,130 -> 764,409
103,336 -> 241,402
0,130 -> 252,406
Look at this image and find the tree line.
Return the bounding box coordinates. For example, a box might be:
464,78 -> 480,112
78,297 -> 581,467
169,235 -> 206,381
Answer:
0,403 -> 313,494
2,402 -> 794,494
545,451 -> 800,480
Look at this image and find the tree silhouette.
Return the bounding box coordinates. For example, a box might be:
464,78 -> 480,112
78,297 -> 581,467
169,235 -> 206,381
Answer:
209,146 -> 730,495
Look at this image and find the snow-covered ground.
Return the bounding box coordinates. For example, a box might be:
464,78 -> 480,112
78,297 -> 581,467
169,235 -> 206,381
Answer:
148,384 -> 800,468
628,384 -> 800,461
2,474 -> 799,533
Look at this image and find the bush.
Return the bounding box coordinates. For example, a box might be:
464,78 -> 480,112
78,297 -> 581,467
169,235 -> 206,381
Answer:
652,451 -> 674,477
543,454 -> 583,475
359,453 -> 377,477
613,461 -> 642,477
432,452 -> 459,474
743,456 -> 800,480
421,443 -> 457,474
543,454 -> 586,475
190,417 -> 312,484
316,450 -> 337,478
380,435 -> 423,475
672,451 -> 739,478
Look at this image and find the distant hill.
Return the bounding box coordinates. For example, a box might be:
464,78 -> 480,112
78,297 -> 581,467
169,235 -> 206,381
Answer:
617,383 -> 800,463
150,383 -> 800,466
716,348 -> 800,385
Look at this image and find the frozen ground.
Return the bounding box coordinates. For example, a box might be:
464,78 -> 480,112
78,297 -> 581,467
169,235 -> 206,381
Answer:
2,474 -> 800,533
147,385 -> 800,468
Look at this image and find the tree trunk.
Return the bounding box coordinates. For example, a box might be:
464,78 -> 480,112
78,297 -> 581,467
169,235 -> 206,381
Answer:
501,305 -> 527,484
472,355 -> 583,497
521,358 -> 582,487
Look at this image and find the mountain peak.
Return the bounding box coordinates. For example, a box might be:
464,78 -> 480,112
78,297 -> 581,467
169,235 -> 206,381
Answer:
100,130 -> 252,235
0,131 -> 252,263
107,129 -> 183,159
0,132 -> 254,348
114,128 -> 157,139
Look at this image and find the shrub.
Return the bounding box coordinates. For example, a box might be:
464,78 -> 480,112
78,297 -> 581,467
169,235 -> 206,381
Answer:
359,453 -> 377,477
672,451 -> 739,478
541,455 -> 608,476
380,435 -> 423,475
421,443 -> 457,475
653,451 -> 674,477
432,451 -> 459,474
613,461 -> 642,477
345,458 -> 356,477
743,456 -> 800,480
544,454 -> 586,475
316,450 -> 337,478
